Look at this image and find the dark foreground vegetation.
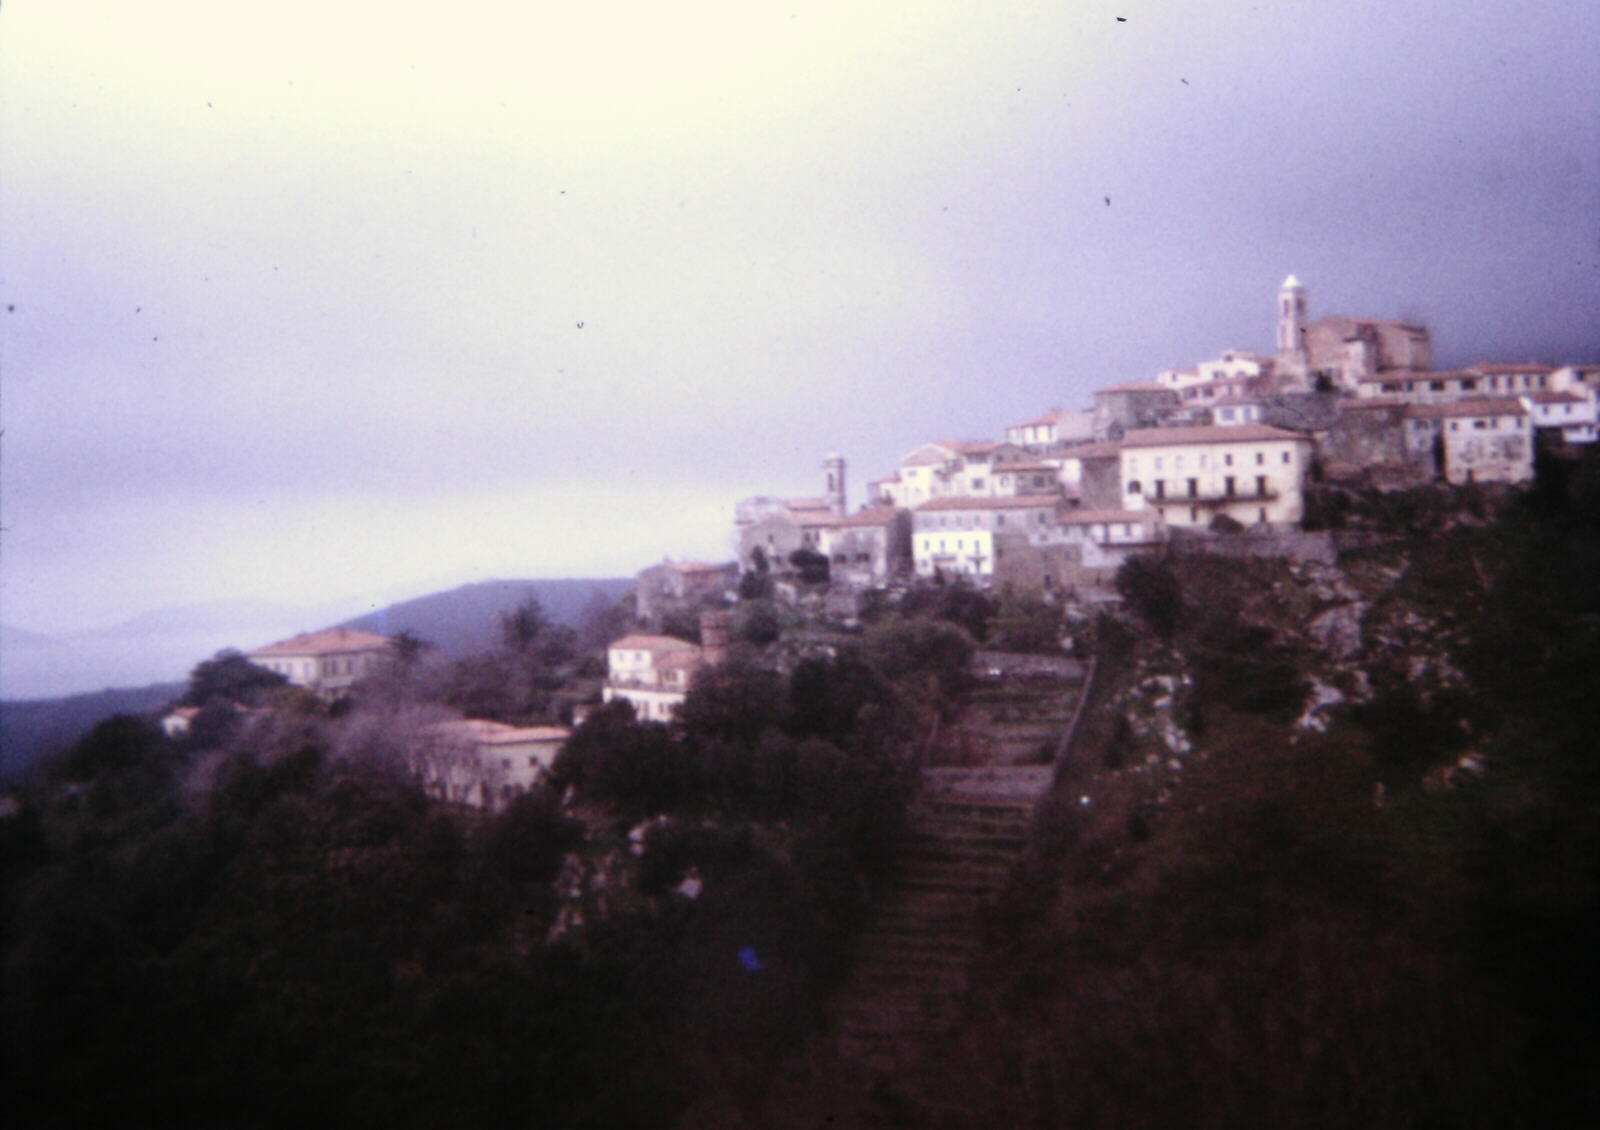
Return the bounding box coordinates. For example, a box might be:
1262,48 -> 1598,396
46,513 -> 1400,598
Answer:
920,456 -> 1600,1129
0,620 -> 935,1129
5,455 -> 1599,1129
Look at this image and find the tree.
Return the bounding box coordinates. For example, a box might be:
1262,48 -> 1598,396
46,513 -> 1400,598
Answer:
989,592 -> 1065,654
1114,554 -> 1183,641
500,597 -> 551,654
183,649 -> 288,706
391,629 -> 432,666
678,659 -> 786,747
733,600 -> 781,646
862,617 -> 976,700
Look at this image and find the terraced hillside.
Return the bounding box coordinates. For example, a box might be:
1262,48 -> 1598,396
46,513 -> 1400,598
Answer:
700,655 -> 1086,1128
929,654 -> 1085,767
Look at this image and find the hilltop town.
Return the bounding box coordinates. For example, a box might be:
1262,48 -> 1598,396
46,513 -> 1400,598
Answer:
5,276 -> 1599,1129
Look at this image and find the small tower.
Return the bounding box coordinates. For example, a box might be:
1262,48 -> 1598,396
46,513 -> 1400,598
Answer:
1276,274 -> 1309,373
823,451 -> 847,516
699,609 -> 731,668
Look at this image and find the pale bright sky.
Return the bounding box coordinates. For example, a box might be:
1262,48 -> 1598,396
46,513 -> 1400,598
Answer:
3,0 -> 1598,636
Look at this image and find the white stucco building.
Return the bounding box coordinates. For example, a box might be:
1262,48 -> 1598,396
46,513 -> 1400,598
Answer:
248,628 -> 394,698
603,634 -> 704,722
1119,424 -> 1315,528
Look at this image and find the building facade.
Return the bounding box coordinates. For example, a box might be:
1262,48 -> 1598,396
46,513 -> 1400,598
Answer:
248,628 -> 394,698
413,719 -> 569,812
1119,425 -> 1315,528
603,633 -> 704,722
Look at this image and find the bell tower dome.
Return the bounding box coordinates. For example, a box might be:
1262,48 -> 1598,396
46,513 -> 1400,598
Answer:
1276,274 -> 1309,373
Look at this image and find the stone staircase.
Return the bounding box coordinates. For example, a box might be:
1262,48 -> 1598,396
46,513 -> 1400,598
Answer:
829,774 -> 1046,1075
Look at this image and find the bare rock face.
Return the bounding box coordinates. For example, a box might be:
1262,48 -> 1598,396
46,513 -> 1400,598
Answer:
1308,601 -> 1367,661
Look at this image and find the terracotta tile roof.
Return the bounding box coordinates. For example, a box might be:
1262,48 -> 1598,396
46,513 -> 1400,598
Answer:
663,560 -> 735,574
1312,314 -> 1428,336
1405,398 -> 1528,419
481,725 -> 569,744
1471,362 -> 1555,374
1058,508 -> 1153,524
608,634 -> 700,653
250,628 -> 392,658
1524,391 -> 1587,405
1096,381 -> 1172,394
1121,424 -> 1309,447
828,507 -> 903,527
1060,442 -> 1123,459
786,497 -> 832,512
1002,461 -> 1061,473
656,651 -> 703,671
426,719 -> 570,745
916,494 -> 1062,512
868,472 -> 902,484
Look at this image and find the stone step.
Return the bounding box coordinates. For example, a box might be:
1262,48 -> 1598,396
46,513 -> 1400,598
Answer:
901,839 -> 1020,865
910,825 -> 1030,851
863,930 -> 980,960
895,874 -> 1007,898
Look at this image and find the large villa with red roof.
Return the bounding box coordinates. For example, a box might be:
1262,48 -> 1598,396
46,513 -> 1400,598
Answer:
248,627 -> 394,698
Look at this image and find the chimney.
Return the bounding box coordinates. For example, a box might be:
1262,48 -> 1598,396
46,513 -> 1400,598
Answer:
700,609 -> 731,668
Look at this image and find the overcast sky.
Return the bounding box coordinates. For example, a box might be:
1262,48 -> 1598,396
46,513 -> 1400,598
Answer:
3,0 -> 1598,639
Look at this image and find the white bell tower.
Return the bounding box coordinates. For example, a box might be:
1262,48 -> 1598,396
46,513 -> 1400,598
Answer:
1276,274 -> 1309,374
823,451 -> 847,516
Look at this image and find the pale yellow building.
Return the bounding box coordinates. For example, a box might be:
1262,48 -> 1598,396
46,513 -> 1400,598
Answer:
248,627 -> 393,699
1119,424 -> 1314,528
911,494 -> 1063,583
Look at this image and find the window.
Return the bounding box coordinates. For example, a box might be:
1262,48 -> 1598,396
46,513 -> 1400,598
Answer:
1225,475 -> 1235,496
1282,451 -> 1291,464
1153,480 -> 1166,499
1255,452 -> 1264,465
1225,453 -> 1234,467
1129,480 -> 1142,495
1430,381 -> 1445,392
1256,475 -> 1268,495
1186,478 -> 1197,498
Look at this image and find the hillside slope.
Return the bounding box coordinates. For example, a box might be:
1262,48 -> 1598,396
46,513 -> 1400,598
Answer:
338,577 -> 631,657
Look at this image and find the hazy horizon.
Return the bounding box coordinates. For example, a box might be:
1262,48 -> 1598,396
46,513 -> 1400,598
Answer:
4,2 -> 1598,642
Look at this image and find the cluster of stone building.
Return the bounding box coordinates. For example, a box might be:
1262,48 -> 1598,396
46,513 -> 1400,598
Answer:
209,275 -> 1598,767
730,276 -> 1599,595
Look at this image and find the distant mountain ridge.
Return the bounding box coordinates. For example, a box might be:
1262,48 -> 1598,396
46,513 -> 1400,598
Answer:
336,577 -> 632,657
0,576 -> 634,779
